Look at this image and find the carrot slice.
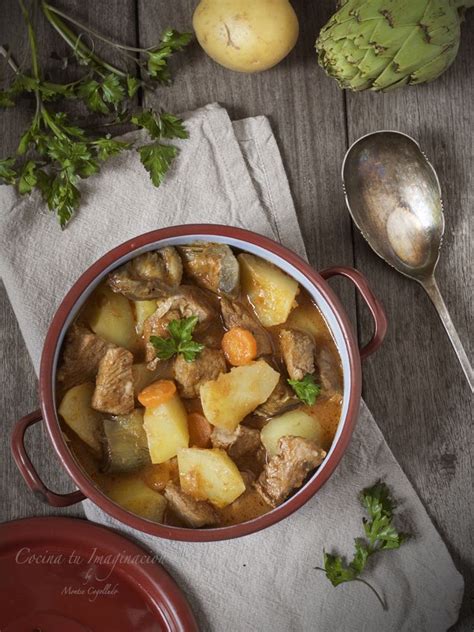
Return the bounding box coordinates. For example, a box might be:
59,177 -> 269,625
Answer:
138,379 -> 176,408
222,327 -> 258,366
187,412 -> 213,448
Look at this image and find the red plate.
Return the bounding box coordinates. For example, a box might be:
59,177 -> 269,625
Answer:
0,517 -> 198,632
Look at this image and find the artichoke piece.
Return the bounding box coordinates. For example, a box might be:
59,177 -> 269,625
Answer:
129,248 -> 183,285
108,247 -> 183,301
102,409 -> 151,473
178,242 -> 239,295
316,0 -> 470,92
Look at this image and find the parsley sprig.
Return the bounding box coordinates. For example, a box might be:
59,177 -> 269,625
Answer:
0,0 -> 192,227
288,373 -> 321,405
150,316 -> 205,363
315,481 -> 410,610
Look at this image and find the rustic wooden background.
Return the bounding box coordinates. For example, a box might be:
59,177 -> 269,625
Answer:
0,1 -> 472,628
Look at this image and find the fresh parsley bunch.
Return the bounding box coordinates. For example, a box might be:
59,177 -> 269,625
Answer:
0,0 -> 192,227
150,316 -> 205,363
316,481 -> 410,610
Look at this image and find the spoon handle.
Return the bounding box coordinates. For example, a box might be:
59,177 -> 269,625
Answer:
421,276 -> 473,392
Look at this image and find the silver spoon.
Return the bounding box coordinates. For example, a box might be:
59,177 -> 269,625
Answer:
342,130 -> 473,392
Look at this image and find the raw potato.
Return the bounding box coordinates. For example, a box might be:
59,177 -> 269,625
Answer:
261,409 -> 323,456
200,360 -> 280,430
239,253 -> 299,326
135,299 -> 157,334
84,283 -> 138,351
58,382 -> 103,454
193,0 -> 299,73
107,476 -> 167,522
178,447 -> 246,508
143,394 -> 189,463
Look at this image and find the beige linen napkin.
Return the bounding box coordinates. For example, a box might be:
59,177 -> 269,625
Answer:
0,103 -> 463,631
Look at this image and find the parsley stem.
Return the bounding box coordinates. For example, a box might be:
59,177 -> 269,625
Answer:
352,578 -> 387,611
40,105 -> 64,138
42,2 -> 157,54
40,1 -> 127,78
0,46 -> 20,74
18,0 -> 42,123
314,568 -> 387,611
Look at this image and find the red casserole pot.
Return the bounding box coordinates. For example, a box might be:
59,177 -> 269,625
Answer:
11,225 -> 387,542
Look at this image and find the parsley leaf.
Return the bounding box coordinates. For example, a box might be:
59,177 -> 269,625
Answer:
0,158 -> 18,184
0,89 -> 15,107
0,3 -> 190,227
288,374 -> 321,405
126,76 -> 141,98
77,78 -> 109,114
138,142 -> 178,187
101,73 -> 125,105
42,171 -> 81,228
92,137 -> 131,161
132,110 -> 188,141
131,110 -> 162,139
18,160 -> 38,195
150,316 -> 205,363
159,112 -> 188,139
146,29 -> 193,84
316,482 -> 410,610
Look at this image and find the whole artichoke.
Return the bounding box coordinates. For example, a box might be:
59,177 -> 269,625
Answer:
316,0 -> 473,91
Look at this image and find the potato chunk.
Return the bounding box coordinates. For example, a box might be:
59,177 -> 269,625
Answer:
200,360 -> 280,431
261,409 -> 323,456
177,447 -> 246,508
84,283 -> 138,351
239,253 -> 299,326
143,394 -> 189,464
134,299 -> 158,334
58,382 -> 103,454
107,476 -> 166,522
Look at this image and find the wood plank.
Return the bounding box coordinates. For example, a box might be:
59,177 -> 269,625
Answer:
343,12 -> 474,628
0,1 -> 471,628
137,0 -> 356,306
0,0 -> 138,521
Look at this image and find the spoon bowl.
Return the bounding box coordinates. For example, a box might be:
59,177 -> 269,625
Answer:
342,130 -> 473,391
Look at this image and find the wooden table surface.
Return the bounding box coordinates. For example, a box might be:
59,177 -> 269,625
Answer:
1,1 -> 472,629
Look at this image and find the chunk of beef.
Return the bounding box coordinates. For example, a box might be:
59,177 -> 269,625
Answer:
164,482 -> 219,528
239,470 -> 256,487
108,248 -> 183,300
173,348 -> 227,398
255,436 -> 326,507
57,324 -> 115,390
171,286 -> 216,326
211,424 -> 261,459
178,242 -> 239,295
279,328 -> 315,381
255,377 -> 298,418
220,297 -> 272,356
143,287 -> 217,366
317,347 -> 342,394
92,347 -> 135,415
219,469 -> 273,524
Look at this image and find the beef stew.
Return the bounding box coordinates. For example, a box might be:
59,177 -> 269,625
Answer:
57,242 -> 343,528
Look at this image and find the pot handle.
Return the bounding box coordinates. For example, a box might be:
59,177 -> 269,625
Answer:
319,266 -> 387,360
11,410 -> 86,507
